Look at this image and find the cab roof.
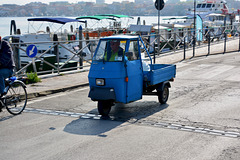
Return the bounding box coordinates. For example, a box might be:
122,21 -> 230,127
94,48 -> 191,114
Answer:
100,35 -> 139,41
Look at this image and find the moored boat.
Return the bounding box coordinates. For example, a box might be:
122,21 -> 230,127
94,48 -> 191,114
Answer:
188,0 -> 230,20
3,17 -> 91,61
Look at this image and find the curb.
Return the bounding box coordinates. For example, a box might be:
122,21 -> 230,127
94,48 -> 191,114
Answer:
27,83 -> 89,99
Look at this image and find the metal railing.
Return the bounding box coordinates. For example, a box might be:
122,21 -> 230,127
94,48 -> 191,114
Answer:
141,24 -> 240,60
10,38 -> 99,76
10,24 -> 240,76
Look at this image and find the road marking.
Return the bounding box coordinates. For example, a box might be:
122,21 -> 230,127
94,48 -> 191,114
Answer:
139,120 -> 240,138
24,108 -> 101,119
24,108 -> 240,139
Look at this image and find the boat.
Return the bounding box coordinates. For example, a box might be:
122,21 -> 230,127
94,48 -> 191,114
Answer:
188,0 -> 230,20
76,14 -> 133,38
3,17 -> 91,61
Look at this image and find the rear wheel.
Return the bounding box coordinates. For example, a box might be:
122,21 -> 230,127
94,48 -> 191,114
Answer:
5,81 -> 27,115
98,100 -> 112,117
158,85 -> 169,104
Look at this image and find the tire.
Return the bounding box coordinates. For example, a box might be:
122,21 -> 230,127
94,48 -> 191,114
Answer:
5,81 -> 27,115
158,85 -> 169,104
98,100 -> 112,117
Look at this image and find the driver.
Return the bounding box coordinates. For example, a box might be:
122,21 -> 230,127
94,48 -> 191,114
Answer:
104,40 -> 124,61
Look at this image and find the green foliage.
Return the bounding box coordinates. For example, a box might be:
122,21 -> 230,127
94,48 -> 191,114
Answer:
26,72 -> 41,84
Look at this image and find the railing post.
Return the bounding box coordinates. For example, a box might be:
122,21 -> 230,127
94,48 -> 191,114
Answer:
32,58 -> 37,73
90,40 -> 94,59
53,34 -> 59,74
224,32 -> 227,54
156,32 -> 159,64
79,26 -> 83,69
11,37 -> 21,71
239,32 -> 240,52
174,29 -> 176,52
208,34 -> 210,56
223,17 -> 226,54
86,31 -> 90,51
184,37 -> 186,60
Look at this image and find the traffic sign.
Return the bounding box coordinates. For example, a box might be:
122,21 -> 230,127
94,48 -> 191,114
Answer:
26,44 -> 38,58
155,0 -> 165,11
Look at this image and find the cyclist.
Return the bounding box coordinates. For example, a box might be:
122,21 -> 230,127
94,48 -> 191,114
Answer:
0,36 -> 15,112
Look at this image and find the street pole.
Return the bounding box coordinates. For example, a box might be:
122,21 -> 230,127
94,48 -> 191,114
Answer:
157,9 -> 160,64
155,0 -> 164,64
193,0 -> 196,57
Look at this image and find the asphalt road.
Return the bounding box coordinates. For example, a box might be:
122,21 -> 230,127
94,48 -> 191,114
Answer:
1,52 -> 240,160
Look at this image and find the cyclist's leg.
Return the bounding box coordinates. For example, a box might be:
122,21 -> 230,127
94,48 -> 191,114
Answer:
0,68 -> 13,96
0,71 -> 3,112
0,68 -> 13,112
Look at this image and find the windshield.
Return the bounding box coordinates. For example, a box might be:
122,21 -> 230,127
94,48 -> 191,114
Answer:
93,39 -> 126,62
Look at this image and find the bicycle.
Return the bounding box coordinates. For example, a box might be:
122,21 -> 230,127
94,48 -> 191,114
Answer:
0,76 -> 27,115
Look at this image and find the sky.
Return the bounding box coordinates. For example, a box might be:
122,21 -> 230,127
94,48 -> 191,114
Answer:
0,0 -> 133,5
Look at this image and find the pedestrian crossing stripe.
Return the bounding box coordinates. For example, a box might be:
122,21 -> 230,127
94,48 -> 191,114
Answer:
24,108 -> 240,139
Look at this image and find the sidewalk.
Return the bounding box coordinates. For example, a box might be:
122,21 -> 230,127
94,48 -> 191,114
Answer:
27,69 -> 89,99
26,39 -> 240,99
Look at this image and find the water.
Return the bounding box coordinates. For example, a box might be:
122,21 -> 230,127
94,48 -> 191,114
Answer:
0,16 -> 184,38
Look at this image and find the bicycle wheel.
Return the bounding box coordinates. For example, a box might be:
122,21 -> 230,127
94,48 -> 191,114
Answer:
5,81 -> 27,115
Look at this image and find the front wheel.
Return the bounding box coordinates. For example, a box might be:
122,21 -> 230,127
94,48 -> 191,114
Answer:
5,81 -> 27,115
158,85 -> 169,104
98,100 -> 112,117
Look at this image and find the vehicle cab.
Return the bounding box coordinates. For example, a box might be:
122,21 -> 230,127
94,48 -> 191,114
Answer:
88,35 -> 144,115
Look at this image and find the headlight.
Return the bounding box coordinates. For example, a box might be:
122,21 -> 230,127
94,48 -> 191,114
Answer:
96,78 -> 105,86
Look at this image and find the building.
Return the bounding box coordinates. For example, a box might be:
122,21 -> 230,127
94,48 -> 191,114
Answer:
49,1 -> 69,5
96,0 -> 105,4
135,0 -> 148,4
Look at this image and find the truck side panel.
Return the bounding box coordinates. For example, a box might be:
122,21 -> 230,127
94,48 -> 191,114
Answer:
144,64 -> 176,85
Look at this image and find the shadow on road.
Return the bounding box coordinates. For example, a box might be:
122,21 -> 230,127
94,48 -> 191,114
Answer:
0,113 -> 15,122
64,100 -> 168,136
63,118 -> 123,136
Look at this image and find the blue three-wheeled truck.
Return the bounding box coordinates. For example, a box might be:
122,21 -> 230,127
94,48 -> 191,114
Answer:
88,35 -> 176,116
